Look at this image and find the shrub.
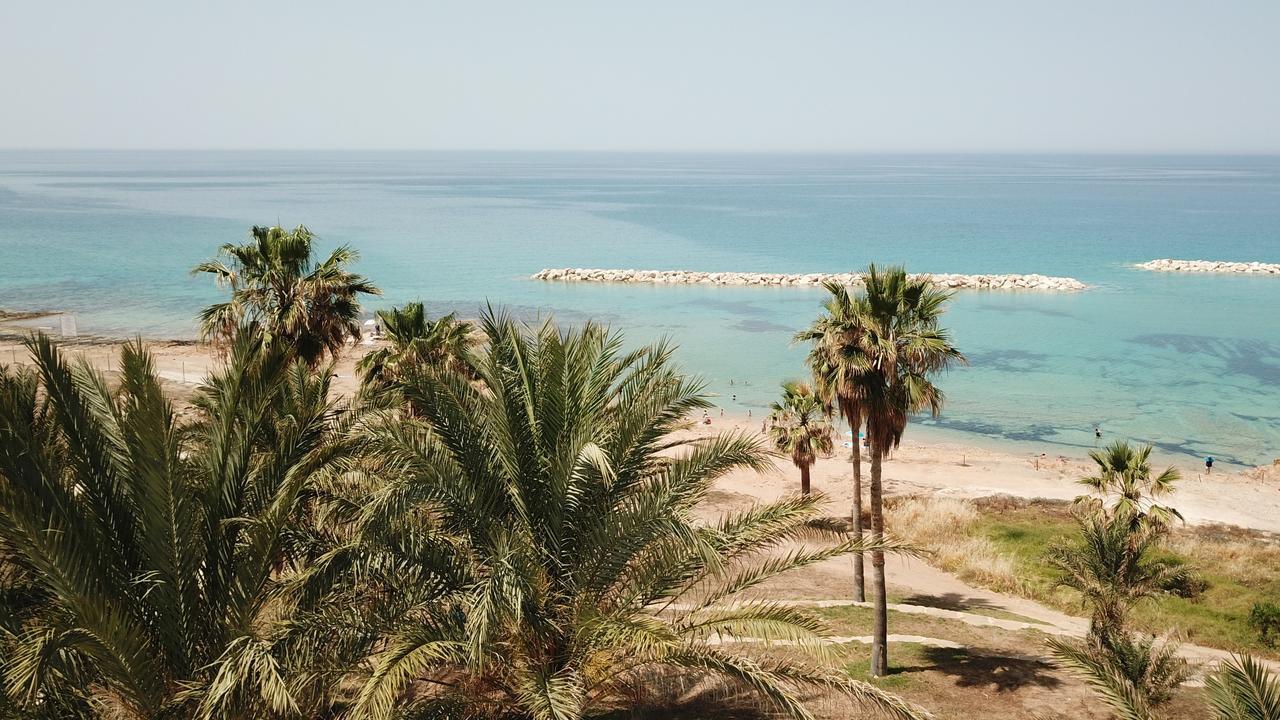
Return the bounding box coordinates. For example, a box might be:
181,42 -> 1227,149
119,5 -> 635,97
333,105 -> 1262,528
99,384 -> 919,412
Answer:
1248,601 -> 1280,647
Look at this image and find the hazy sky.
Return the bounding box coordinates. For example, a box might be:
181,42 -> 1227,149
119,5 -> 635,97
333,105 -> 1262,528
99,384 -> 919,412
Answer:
3,1 -> 1278,152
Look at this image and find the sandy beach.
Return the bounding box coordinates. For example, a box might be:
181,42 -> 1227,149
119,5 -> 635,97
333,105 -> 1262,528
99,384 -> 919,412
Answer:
5,326 -> 1277,535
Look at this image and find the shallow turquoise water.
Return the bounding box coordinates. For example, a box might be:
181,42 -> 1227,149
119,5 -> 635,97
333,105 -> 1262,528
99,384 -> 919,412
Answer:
1,151 -> 1278,465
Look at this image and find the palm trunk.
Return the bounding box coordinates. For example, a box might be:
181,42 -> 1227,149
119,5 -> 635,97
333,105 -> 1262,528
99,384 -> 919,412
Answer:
851,438 -> 865,603
800,463 -> 811,495
869,446 -> 888,677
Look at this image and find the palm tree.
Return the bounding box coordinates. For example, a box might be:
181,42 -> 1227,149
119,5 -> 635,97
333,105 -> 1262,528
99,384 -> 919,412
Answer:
1206,654 -> 1280,720
355,302 -> 476,392
1047,632 -> 1191,720
292,311 -> 929,720
1047,512 -> 1189,649
192,224 -> 380,366
796,280 -> 871,600
768,381 -> 835,495
1077,441 -> 1183,535
852,265 -> 965,677
0,331 -> 356,719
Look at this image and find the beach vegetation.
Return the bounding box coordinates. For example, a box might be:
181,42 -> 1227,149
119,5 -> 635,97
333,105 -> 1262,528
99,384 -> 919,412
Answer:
796,280 -> 872,601
0,330 -> 357,718
825,265 -> 965,677
192,224 -> 380,367
768,380 -> 835,495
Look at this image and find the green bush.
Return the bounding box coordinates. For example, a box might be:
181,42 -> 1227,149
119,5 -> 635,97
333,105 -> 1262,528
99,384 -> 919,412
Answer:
1248,601 -> 1280,647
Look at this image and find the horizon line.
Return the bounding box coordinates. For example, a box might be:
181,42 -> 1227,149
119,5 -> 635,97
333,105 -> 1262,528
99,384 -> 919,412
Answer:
2,147 -> 1280,157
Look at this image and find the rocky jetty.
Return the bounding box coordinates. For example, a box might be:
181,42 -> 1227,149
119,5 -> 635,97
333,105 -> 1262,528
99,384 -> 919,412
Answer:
532,268 -> 1088,292
1136,259 -> 1280,275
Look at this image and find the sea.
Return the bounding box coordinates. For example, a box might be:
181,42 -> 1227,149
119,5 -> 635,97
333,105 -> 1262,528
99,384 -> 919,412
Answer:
1,151 -> 1278,466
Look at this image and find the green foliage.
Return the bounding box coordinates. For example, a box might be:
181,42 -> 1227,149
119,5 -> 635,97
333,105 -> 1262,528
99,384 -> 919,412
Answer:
295,311 -> 930,720
768,381 -> 834,493
355,302 -> 477,394
1047,512 -> 1190,645
1047,633 -> 1192,720
193,224 -> 380,366
1250,602 -> 1280,648
1206,654 -> 1280,720
0,331 -> 357,718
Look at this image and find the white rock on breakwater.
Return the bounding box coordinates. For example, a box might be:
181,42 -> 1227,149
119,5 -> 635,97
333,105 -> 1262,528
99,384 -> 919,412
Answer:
1136,259 -> 1280,275
532,268 -> 1088,292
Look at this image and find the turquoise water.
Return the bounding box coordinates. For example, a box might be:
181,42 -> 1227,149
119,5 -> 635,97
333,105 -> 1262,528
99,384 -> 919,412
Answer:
2,151 -> 1278,465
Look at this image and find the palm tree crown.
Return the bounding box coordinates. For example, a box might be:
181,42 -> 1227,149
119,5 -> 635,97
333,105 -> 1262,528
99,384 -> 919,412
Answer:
1077,441 -> 1183,533
193,224 -> 380,366
0,331 -> 356,719
769,381 -> 835,495
355,302 -> 476,391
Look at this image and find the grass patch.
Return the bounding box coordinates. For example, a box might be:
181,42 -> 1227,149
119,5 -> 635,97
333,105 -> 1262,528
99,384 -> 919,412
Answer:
888,495 -> 1280,656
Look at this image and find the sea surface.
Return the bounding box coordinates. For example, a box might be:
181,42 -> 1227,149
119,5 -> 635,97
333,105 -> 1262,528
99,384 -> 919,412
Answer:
1,151 -> 1278,466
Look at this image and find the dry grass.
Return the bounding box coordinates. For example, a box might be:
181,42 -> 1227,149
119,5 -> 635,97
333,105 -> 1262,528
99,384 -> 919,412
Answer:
885,497 -> 1027,595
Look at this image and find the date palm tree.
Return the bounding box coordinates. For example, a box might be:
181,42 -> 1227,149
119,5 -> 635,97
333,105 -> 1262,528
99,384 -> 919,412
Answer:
0,330 -> 357,719
768,381 -> 834,495
1207,654 -> 1280,720
1047,514 -> 1189,648
291,311 -> 929,720
356,302 -> 476,392
852,265 -> 965,677
193,224 -> 380,367
1047,632 -> 1191,720
796,280 -> 871,600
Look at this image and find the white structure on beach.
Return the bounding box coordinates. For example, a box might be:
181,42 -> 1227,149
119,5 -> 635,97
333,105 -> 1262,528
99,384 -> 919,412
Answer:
1136,259 -> 1280,275
532,268 -> 1088,292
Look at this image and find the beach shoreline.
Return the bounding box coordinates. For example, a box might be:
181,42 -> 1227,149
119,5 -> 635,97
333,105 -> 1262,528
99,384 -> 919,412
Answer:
4,328 -> 1276,533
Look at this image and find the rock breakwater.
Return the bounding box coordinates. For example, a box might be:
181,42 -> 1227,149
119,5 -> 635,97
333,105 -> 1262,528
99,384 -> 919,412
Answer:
1136,259 -> 1280,275
532,268 -> 1088,292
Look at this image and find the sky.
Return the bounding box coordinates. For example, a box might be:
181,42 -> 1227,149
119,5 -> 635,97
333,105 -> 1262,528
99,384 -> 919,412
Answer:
2,1 -> 1278,153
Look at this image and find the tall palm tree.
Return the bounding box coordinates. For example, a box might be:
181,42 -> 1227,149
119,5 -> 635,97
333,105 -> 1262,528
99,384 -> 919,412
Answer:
768,381 -> 835,495
193,224 -> 380,367
796,280 -> 871,600
853,265 -> 965,677
0,331 -> 356,719
292,312 -> 928,720
1207,654 -> 1280,720
355,302 -> 476,392
1077,441 -> 1183,535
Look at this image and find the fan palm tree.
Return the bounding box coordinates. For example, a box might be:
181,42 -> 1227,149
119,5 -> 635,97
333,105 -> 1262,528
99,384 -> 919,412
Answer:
356,302 -> 477,392
0,330 -> 357,719
796,280 -> 871,600
1047,513 -> 1189,648
1047,632 -> 1191,720
1077,441 -> 1183,535
768,381 -> 835,495
192,224 -> 380,367
1207,654 -> 1280,720
291,311 -> 929,720
852,265 -> 965,676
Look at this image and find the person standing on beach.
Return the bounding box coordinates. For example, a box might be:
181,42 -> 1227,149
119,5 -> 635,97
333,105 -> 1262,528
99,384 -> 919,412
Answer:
1206,456 -> 1214,474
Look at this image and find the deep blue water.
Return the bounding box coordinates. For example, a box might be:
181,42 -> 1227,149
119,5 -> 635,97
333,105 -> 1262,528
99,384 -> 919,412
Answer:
1,151 -> 1278,465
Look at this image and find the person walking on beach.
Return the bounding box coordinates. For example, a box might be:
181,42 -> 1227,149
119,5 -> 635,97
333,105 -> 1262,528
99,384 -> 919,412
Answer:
1205,456 -> 1214,474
